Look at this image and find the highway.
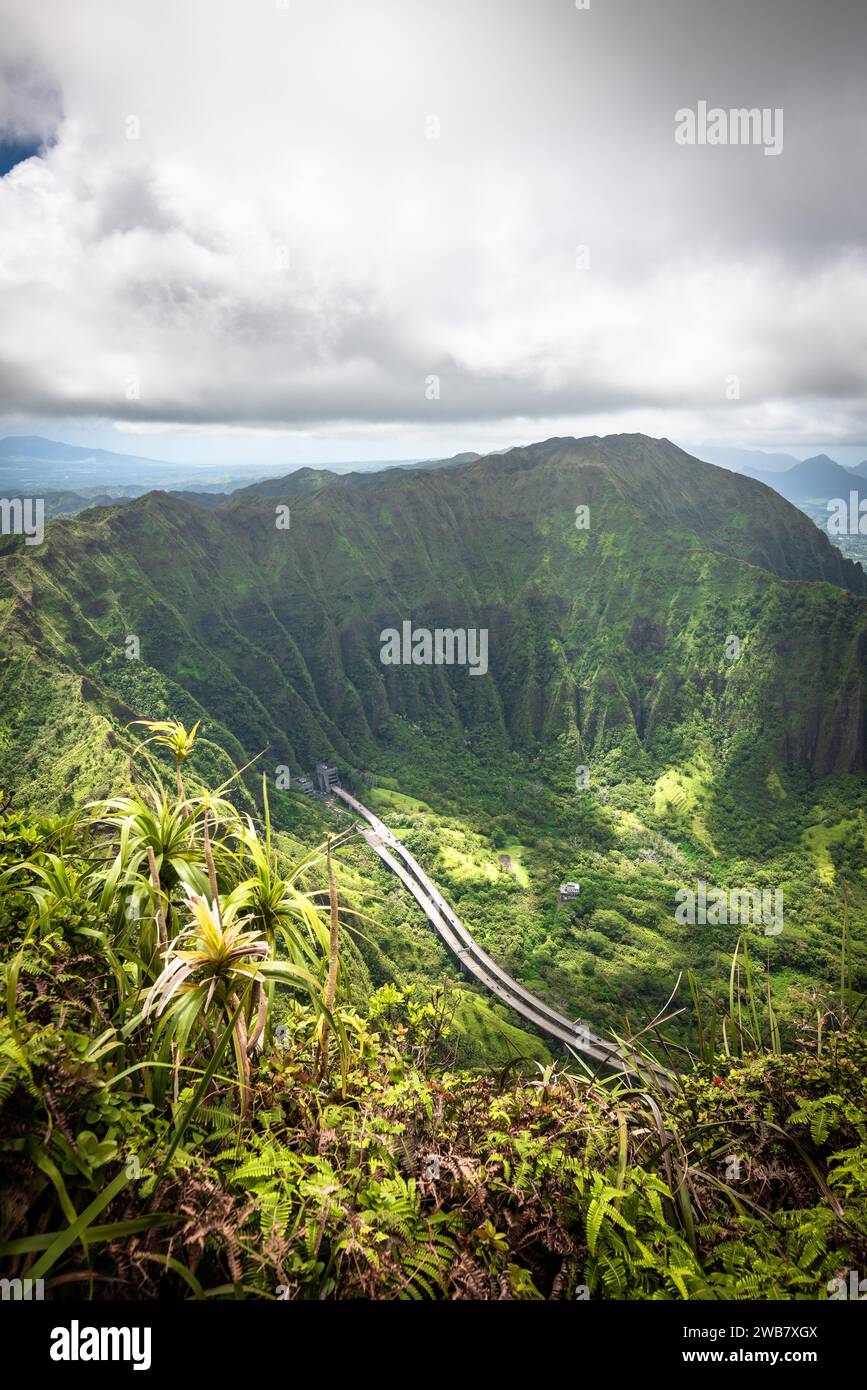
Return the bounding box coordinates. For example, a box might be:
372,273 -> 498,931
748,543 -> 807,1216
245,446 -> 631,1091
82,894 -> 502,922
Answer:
333,786 -> 671,1088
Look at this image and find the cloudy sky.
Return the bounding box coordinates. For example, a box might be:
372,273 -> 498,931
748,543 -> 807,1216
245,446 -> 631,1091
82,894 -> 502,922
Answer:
0,0 -> 865,466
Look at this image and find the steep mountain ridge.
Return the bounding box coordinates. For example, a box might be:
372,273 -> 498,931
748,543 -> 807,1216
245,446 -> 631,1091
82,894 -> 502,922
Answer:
1,434 -> 865,814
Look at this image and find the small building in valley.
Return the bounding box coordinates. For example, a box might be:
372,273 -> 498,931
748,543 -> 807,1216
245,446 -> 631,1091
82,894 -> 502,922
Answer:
558,881 -> 581,901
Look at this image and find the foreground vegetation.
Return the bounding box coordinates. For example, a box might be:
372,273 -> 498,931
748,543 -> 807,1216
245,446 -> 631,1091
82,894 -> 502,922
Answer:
1,723 -> 865,1300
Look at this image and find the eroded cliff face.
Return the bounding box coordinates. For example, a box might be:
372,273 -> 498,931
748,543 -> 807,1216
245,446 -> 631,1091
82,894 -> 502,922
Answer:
2,434 -> 866,812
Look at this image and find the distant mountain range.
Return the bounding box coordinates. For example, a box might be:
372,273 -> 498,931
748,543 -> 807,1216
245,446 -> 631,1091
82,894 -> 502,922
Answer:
0,435 -> 483,516
690,445 -> 867,503
5,433 -> 867,527
691,445 -> 806,474
739,453 -> 855,503
0,435 -> 166,466
0,435 -> 262,495
743,454 -> 867,503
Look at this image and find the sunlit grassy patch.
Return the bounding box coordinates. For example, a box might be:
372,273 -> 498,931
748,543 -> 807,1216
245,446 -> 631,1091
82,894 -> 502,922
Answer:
802,814 -> 865,885
499,844 -> 531,888
368,785 -> 433,816
448,988 -> 551,1068
653,761 -> 716,854
438,840 -> 500,884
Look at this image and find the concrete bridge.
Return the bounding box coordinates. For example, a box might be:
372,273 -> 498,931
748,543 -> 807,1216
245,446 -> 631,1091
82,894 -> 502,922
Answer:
333,786 -> 671,1089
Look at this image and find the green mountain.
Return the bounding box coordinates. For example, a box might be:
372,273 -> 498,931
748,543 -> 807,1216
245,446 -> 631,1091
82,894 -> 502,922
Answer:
2,433 -> 864,799
2,433 -> 865,1052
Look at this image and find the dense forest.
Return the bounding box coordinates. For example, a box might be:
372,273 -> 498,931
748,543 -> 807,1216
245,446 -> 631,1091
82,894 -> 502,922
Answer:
1,722 -> 865,1300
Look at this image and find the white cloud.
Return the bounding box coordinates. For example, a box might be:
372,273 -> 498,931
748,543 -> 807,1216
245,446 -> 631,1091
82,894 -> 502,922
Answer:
0,0 -> 865,448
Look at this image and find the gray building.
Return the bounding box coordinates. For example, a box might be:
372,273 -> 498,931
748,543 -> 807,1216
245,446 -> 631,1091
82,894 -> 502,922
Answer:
316,762 -> 341,796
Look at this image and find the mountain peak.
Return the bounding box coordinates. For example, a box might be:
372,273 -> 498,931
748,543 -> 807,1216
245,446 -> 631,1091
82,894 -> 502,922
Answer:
799,453 -> 839,468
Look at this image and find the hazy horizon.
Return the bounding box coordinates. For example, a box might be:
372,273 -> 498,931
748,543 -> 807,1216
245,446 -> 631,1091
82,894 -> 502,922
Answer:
2,0 -> 866,459
2,424 -> 867,476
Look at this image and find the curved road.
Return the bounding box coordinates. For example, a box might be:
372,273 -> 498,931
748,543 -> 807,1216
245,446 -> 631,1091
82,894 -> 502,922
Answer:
334,786 -> 671,1088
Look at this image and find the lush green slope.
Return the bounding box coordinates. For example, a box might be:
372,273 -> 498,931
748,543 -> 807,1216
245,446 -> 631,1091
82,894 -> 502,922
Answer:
2,778 -> 864,1301
2,434 -> 865,799
1,434 -> 865,1052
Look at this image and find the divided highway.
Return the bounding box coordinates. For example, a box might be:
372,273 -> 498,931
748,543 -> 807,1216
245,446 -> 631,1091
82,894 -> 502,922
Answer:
333,786 -> 671,1088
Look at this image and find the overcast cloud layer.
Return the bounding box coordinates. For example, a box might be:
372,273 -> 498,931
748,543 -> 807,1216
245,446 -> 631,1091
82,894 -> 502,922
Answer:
0,0 -> 865,453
